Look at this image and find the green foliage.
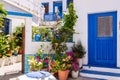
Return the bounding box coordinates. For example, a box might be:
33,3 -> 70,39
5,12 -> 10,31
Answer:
32,26 -> 51,41
27,55 -> 43,71
0,4 -> 7,28
50,60 -> 60,73
72,41 -> 86,58
13,27 -> 22,48
0,35 -> 9,58
0,4 -> 7,15
8,36 -> 15,50
36,44 -> 44,57
51,2 -> 78,59
50,54 -> 72,72
39,27 -> 51,41
62,2 -> 78,33
32,26 -> 39,39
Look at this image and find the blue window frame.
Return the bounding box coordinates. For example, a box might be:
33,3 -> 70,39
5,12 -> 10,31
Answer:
53,1 -> 62,14
42,3 -> 49,14
53,1 -> 63,20
67,0 -> 73,8
0,18 -> 10,34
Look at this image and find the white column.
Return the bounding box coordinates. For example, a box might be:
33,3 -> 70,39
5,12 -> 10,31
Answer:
62,0 -> 67,12
49,1 -> 53,13
25,17 -> 32,54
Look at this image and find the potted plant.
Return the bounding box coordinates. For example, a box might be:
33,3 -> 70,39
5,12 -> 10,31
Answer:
72,40 -> 86,68
71,59 -> 79,78
13,26 -> 23,54
50,53 -> 72,80
71,63 -> 79,78
27,44 -> 45,71
49,2 -> 78,80
58,54 -> 72,80
66,51 -> 79,78
27,55 -> 43,71
7,35 -> 16,56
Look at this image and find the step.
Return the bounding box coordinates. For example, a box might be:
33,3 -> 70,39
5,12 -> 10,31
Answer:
83,65 -> 120,74
80,70 -> 120,80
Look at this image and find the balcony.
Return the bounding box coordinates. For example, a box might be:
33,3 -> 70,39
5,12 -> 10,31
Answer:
44,12 -> 63,21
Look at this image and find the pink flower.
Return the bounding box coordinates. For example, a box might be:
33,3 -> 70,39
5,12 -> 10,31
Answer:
62,59 -> 66,61
45,59 -> 49,63
68,55 -> 71,59
39,60 -> 42,62
51,61 -> 55,65
62,63 -> 65,67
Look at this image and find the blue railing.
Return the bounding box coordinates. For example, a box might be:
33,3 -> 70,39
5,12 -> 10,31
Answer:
44,12 -> 63,21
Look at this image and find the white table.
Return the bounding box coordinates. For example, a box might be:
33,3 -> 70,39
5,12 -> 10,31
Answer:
17,74 -> 57,80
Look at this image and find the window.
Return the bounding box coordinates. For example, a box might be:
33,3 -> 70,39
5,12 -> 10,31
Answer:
42,3 -> 49,14
1,18 -> 11,34
98,16 -> 113,37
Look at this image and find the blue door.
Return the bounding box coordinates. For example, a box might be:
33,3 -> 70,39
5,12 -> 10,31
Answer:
88,11 -> 117,67
53,1 -> 62,18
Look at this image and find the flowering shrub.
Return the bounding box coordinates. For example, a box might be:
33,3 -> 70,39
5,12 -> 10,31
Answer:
27,56 -> 43,71
50,60 -> 60,73
27,44 -> 46,71
36,44 -> 44,57
66,51 -> 79,71
59,54 -> 72,71
72,60 -> 79,71
50,53 -> 72,72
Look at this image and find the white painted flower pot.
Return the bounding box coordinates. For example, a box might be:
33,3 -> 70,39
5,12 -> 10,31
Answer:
71,70 -> 79,78
77,58 -> 82,68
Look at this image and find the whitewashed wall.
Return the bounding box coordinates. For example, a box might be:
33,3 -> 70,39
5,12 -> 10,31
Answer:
1,1 -> 27,13
74,0 -> 120,67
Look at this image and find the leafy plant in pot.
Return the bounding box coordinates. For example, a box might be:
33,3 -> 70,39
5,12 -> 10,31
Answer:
13,26 -> 23,54
72,40 -> 86,68
50,2 -> 78,80
50,53 -> 72,80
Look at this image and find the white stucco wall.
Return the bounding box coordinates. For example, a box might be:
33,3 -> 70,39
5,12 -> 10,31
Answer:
74,0 -> 120,67
9,18 -> 25,33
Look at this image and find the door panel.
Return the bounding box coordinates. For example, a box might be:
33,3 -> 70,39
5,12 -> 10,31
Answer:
88,11 -> 117,67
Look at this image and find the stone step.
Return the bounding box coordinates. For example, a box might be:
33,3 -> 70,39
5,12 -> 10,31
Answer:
80,70 -> 120,80
83,65 -> 120,74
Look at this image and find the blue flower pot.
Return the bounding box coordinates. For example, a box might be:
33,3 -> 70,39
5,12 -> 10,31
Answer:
35,34 -> 40,41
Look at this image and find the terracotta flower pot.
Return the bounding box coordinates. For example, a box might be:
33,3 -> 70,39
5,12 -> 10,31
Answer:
18,49 -> 23,54
58,70 -> 70,80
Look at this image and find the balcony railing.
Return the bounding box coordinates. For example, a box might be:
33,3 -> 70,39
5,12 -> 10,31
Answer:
3,0 -> 41,17
44,13 -> 63,21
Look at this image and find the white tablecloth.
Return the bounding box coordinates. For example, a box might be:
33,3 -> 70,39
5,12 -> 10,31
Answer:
17,74 -> 57,80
